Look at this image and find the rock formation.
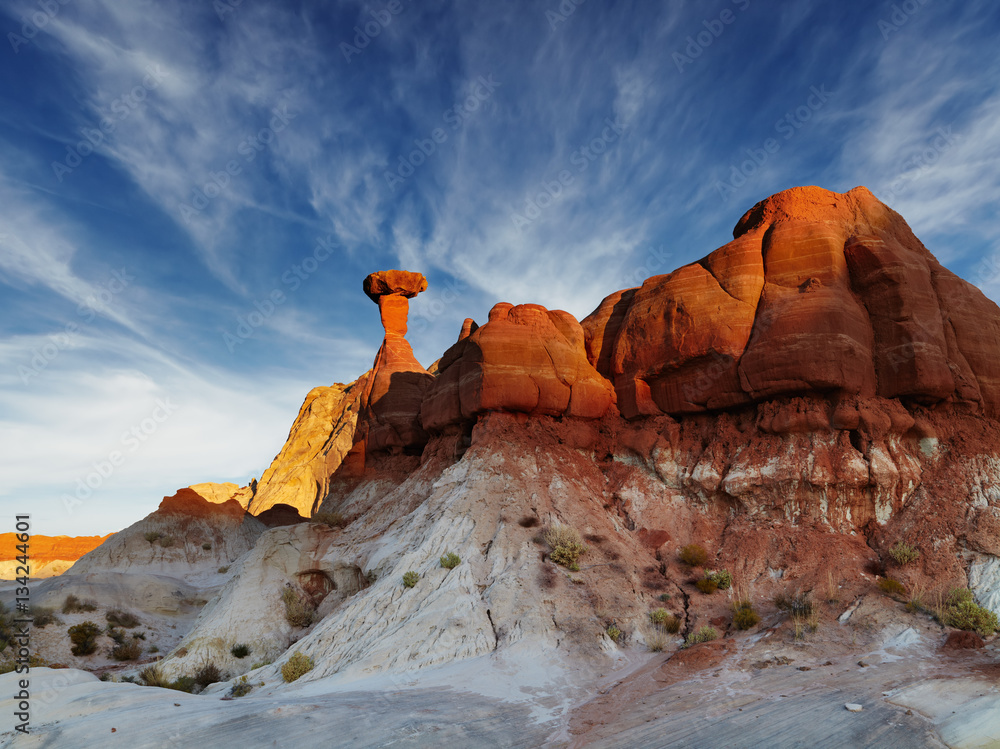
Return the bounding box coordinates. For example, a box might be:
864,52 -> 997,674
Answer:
421,302 -> 615,431
354,271 -> 434,457
0,532 -> 112,579
582,186 -> 1000,418
247,381 -> 366,516
67,486 -> 266,581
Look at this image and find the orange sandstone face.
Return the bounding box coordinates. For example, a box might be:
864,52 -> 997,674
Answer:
363,270 -> 427,302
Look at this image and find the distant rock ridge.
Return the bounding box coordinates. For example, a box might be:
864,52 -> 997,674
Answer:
0,532 -> 112,580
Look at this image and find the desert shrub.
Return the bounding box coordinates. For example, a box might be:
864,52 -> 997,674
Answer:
887,541 -> 920,566
706,570 -> 732,590
159,536 -> 175,548
774,591 -> 814,617
202,542 -> 212,550
281,588 -> 315,628
941,588 -> 998,636
149,645 -> 160,653
132,632 -> 145,640
106,626 -> 126,645
685,626 -> 718,646
878,577 -> 907,596
440,552 -> 461,570
402,571 -> 419,588
649,608 -> 680,633
144,531 -> 163,543
605,625 -> 622,643
106,609 -> 140,628
111,640 -> 142,661
646,627 -> 669,652
31,607 -> 59,627
231,675 -> 253,697
518,516 -> 539,528
281,651 -> 314,682
62,595 -> 98,614
167,675 -> 196,693
544,525 -> 586,570
251,659 -> 273,670
310,511 -> 345,528
194,662 -> 222,688
218,566 -> 230,574
68,621 -> 101,656
678,544 -> 709,567
231,643 -> 251,659
695,578 -> 718,595
732,601 -> 761,630
658,592 -> 672,602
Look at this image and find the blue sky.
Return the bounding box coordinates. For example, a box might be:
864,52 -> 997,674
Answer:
1,0 -> 999,535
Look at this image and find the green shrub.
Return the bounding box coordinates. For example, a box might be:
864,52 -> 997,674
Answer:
281,651 -> 314,682
281,588 -> 314,628
62,595 -> 98,614
685,626 -> 718,646
878,577 -> 907,597
106,609 -> 140,628
887,541 -> 920,566
149,645 -> 159,653
941,588 -> 998,636
106,626 -> 126,645
144,531 -> 163,543
167,675 -> 196,693
649,608 -> 680,634
310,511 -> 345,528
402,571 -> 419,588
202,542 -> 212,550
68,621 -> 101,656
695,578 -> 718,595
440,552 -> 461,569
732,601 -> 761,630
194,662 -> 222,688
706,570 -> 732,590
251,659 -> 273,670
218,565 -> 230,574
231,643 -> 251,659
231,675 -> 253,697
31,607 -> 59,627
679,544 -> 709,567
111,640 -> 142,661
159,536 -> 175,548
606,625 -> 622,643
658,593 -> 672,602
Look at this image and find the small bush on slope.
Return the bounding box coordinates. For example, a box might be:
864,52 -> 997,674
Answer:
282,651 -> 314,682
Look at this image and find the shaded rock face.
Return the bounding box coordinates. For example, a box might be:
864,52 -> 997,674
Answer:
582,186 -> 1000,419
356,271 -> 434,457
421,302 -> 616,431
247,381 -> 366,517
